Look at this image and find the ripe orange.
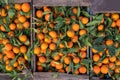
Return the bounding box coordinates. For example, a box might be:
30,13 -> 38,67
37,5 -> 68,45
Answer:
36,10 -> 43,18
23,21 -> 30,28
93,54 -> 100,62
102,58 -> 109,64
37,33 -> 45,40
80,51 -> 87,59
109,63 -> 115,70
105,13 -> 110,17
72,35 -> 78,43
58,69 -> 65,73
37,65 -> 43,71
67,41 -> 73,48
64,56 -> 71,65
111,13 -> 119,21
0,25 -> 6,32
116,60 -> 120,66
67,30 -> 75,38
20,46 -> 27,54
74,69 -> 79,75
18,16 -> 26,23
6,65 -> 13,71
81,46 -> 87,51
64,18 -> 71,25
109,56 -> 116,62
7,31 -> 14,37
100,65 -> 108,74
111,22 -> 116,28
79,66 -> 87,74
18,57 -> 26,64
34,47 -> 40,55
13,61 -> 18,67
41,43 -> 48,50
21,3 -> 30,12
114,68 -> 120,73
49,31 -> 57,38
50,60 -> 56,67
72,23 -> 80,31
53,55 -> 60,61
49,43 -> 56,50
59,43 -> 65,48
19,35 -> 27,42
39,56 -> 46,63
106,40 -> 113,46
6,51 -> 15,59
14,4 -> 21,10
9,23 -> 16,30
72,8 -> 78,14
0,53 -> 2,60
97,24 -> 104,31
81,17 -> 89,24
5,43 -> 13,51
93,65 -> 100,74
73,57 -> 80,64
1,8 -> 7,17
79,29 -> 87,36
55,63 -> 63,70
44,37 -> 52,44
116,19 -> 120,27
45,14 -> 50,21
13,46 -> 20,54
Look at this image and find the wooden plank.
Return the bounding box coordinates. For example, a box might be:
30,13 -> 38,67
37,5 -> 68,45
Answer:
9,0 -> 31,3
34,72 -> 89,80
90,0 -> 120,13
33,0 -> 90,6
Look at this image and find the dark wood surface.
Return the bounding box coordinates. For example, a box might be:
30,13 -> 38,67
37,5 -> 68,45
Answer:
34,72 -> 89,80
33,0 -> 90,6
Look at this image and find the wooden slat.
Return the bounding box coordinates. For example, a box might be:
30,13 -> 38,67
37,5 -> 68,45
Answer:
34,72 -> 89,80
9,0 -> 31,3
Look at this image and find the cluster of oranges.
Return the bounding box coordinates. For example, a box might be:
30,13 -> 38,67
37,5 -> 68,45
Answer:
34,6 -> 90,74
92,13 -> 120,79
0,3 -> 31,72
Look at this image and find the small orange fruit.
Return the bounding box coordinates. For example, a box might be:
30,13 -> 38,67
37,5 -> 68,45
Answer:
55,63 -> 63,70
106,40 -> 113,46
34,47 -> 40,55
97,24 -> 104,31
23,21 -> 30,28
37,33 -> 44,40
59,43 -> 65,48
41,43 -> 48,50
79,29 -> 87,36
109,63 -> 115,70
102,58 -> 109,64
53,55 -> 60,61
81,17 -> 89,24
6,51 -> 15,59
80,51 -> 87,59
39,56 -> 46,63
49,31 -> 57,38
116,19 -> 120,27
72,35 -> 78,43
72,23 -> 80,31
116,60 -> 120,66
93,54 -> 100,62
0,25 -> 6,32
72,8 -> 78,14
9,23 -> 16,30
111,13 -> 119,21
100,65 -> 108,74
20,46 -> 27,54
36,10 -> 43,18
67,41 -> 73,48
79,66 -> 87,74
21,3 -> 30,12
64,56 -> 71,65
111,22 -> 116,28
67,30 -> 75,38
45,14 -> 50,21
49,43 -> 56,50
93,65 -> 100,74
19,35 -> 27,42
109,56 -> 116,62
5,43 -> 13,51
73,57 -> 80,64
14,4 -> 21,10
13,61 -> 18,67
81,46 -> 87,51
18,16 -> 26,23
6,65 -> 13,71
13,46 -> 20,54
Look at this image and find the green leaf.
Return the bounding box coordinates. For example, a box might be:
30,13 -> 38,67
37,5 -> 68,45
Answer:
93,45 -> 106,52
79,20 -> 84,29
108,46 -> 116,56
8,9 -> 16,18
93,37 -> 104,44
81,59 -> 92,69
82,11 -> 90,17
115,34 -> 120,42
95,14 -> 103,20
86,21 -> 100,26
53,72 -> 58,78
77,6 -> 80,17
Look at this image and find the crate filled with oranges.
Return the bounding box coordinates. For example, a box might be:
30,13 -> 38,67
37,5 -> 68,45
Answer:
88,13 -> 120,79
0,0 -> 33,80
33,6 -> 91,80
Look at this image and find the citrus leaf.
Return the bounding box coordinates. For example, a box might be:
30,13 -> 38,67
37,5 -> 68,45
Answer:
77,6 -> 80,17
86,21 -> 100,26
108,46 -> 116,57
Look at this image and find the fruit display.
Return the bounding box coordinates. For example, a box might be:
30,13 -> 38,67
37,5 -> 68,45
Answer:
0,2 -> 32,74
33,6 -> 91,75
89,13 -> 120,79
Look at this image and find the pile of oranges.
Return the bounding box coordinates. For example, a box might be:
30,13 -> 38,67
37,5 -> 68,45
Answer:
34,6 -> 90,74
0,3 -> 31,72
91,13 -> 120,79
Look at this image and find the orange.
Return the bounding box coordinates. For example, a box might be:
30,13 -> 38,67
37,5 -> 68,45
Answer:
105,13 -> 110,17
55,63 -> 63,70
45,14 -> 50,21
21,3 -> 30,12
42,28 -> 48,33
53,55 -> 60,61
81,17 -> 89,24
43,6 -> 51,12
17,65 -> 23,71
19,35 -> 27,42
13,61 -> 18,67
39,56 -> 46,63
116,19 -> 120,27
0,53 -> 2,60
23,21 -> 30,28
5,60 -> 10,65
44,37 -> 52,44
6,51 -> 15,59
50,60 -> 56,67
73,57 -> 80,64
100,65 -> 108,74
64,56 -> 71,65
37,65 -> 43,71
3,55 -> 8,61
65,66 -> 71,72
106,40 -> 113,46
5,43 -> 13,51
72,8 -> 78,14
18,57 -> 26,64
49,43 -> 56,50
13,46 -> 20,54
7,31 -> 14,37
1,8 -> 7,17
52,38 -> 58,43
36,10 -> 43,18
80,51 -> 87,59
6,65 -> 13,71
111,22 -> 116,28
74,69 -> 79,75
97,62 -> 102,67
49,31 -> 57,38
71,15 -> 76,20
116,60 -> 120,66
41,43 -> 48,50
18,16 -> 26,23
20,46 -> 27,54
34,47 -> 40,55
93,54 -> 100,62
64,18 -> 71,25
93,65 -> 100,74
109,63 -> 115,70
67,41 -> 73,48
81,46 -> 87,51
37,33 -> 44,40
114,68 -> 120,73
109,56 -> 116,62
97,24 -> 104,31
67,30 -> 75,38
72,35 -> 78,43
5,5 -> 10,10
102,58 -> 109,64
0,25 -> 6,32
79,66 -> 87,74
79,29 -> 87,36
59,43 -> 65,48
14,4 -> 21,10
72,23 -> 80,31
58,69 -> 65,73
9,23 -> 16,30
111,13 -> 119,21
99,52 -> 103,57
